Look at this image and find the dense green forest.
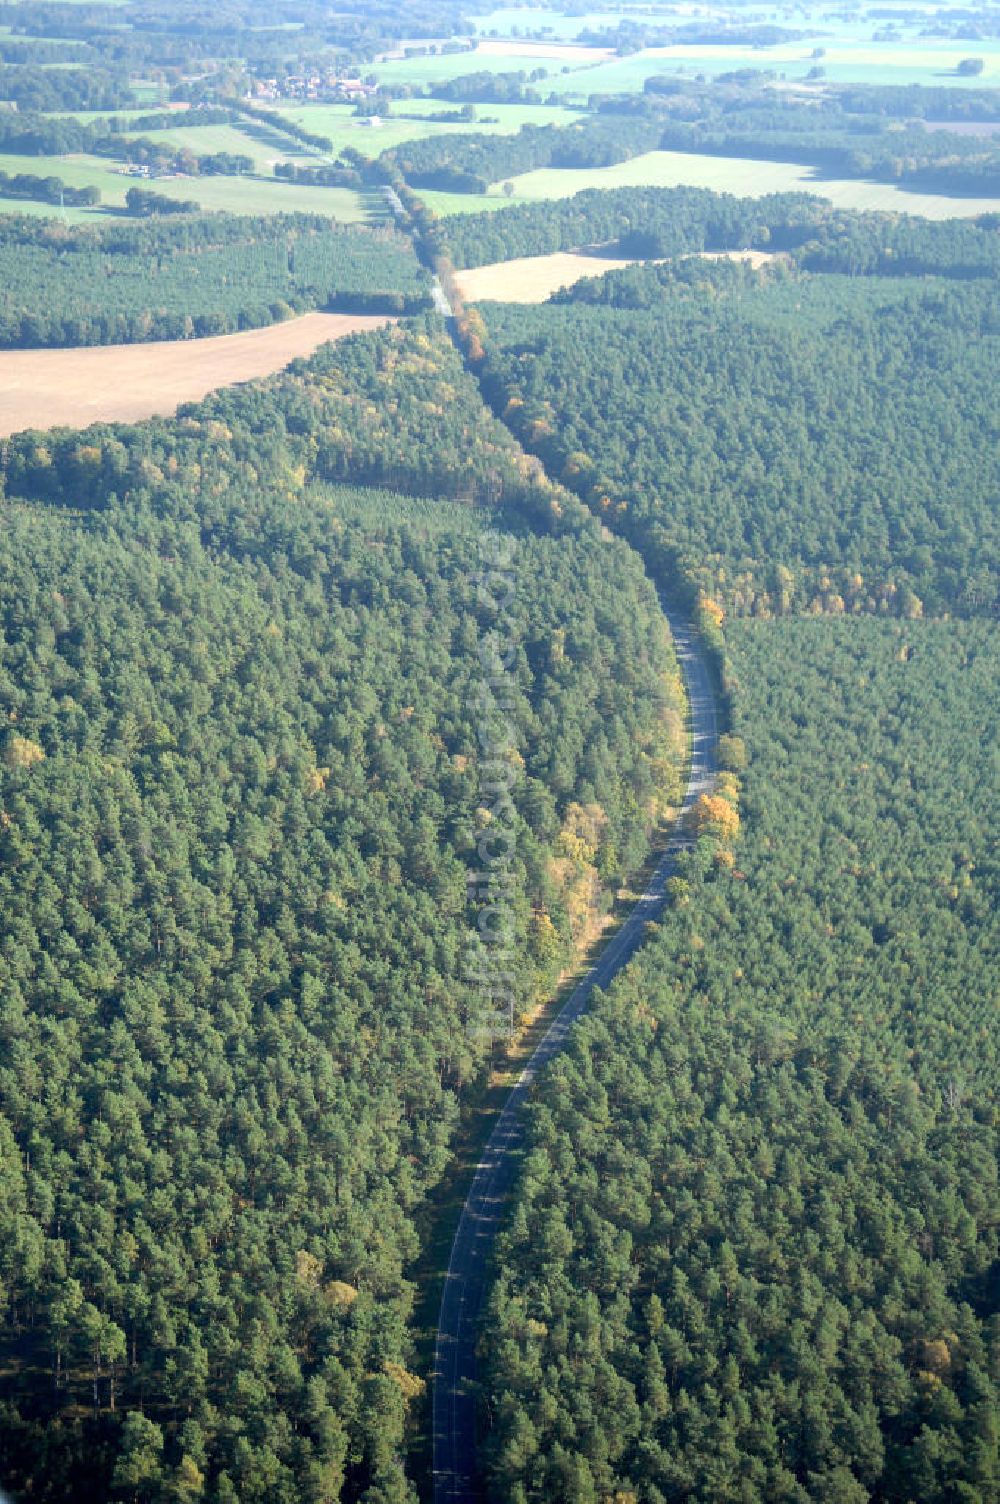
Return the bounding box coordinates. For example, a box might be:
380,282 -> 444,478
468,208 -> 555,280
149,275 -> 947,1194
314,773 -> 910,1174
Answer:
0,6 -> 997,1486
445,184 -> 1000,276
481,617 -> 1000,1504
445,185 -> 819,268
0,216 -> 431,347
0,322 -> 685,1500
385,114 -> 667,195
477,260 -> 1000,616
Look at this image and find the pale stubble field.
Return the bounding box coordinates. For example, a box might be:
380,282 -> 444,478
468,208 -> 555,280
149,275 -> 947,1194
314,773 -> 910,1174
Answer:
0,312 -> 394,435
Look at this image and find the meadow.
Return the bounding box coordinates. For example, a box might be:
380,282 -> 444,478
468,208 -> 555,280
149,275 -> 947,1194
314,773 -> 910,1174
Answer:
116,122 -> 295,173
281,98 -> 584,157
368,45 -> 596,89
0,143 -> 378,220
424,148 -> 1000,219
539,40 -> 1000,98
472,7 -> 627,40
370,10 -> 1000,97
145,173 -> 376,218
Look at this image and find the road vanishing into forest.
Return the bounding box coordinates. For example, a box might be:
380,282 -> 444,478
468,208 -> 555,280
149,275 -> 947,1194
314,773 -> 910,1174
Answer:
431,608 -> 719,1502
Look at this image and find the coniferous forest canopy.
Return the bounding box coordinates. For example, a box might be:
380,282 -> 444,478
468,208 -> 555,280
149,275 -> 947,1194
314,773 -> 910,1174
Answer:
481,617 -> 1000,1504
0,217 -> 432,348
0,324 -> 685,1502
0,0 -> 998,1499
478,248 -> 1000,617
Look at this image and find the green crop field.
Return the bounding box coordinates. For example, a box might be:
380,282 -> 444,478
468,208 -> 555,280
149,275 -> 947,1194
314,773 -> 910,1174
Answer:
152,174 -> 377,218
424,148 -> 1000,220
0,148 -> 377,221
0,194 -> 98,222
540,40 -> 1000,98
0,149 -> 129,201
369,46 -> 595,89
280,99 -> 583,158
118,122 -> 298,173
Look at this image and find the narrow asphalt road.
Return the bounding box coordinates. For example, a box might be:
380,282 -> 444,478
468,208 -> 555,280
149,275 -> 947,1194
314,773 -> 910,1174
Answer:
431,608 -> 719,1503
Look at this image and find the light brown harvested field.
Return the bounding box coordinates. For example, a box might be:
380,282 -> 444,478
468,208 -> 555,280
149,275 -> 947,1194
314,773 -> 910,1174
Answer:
456,251 -> 661,303
0,312 -> 393,437
455,247 -> 778,303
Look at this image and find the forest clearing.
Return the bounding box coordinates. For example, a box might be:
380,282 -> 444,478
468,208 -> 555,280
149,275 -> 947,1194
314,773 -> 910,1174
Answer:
0,311 -> 393,434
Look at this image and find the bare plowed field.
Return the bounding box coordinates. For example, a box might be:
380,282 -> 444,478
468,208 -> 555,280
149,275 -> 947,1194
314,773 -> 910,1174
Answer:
0,312 -> 393,436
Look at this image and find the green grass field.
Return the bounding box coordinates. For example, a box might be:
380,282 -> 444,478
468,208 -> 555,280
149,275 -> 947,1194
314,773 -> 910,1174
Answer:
383,97 -> 581,127
423,147 -> 1000,220
0,194 -> 98,222
1,31 -> 86,45
369,47 -> 595,89
118,122 -> 303,174
0,149 -> 378,221
147,173 -> 377,218
55,108 -> 176,124
0,150 -> 129,201
280,99 -> 583,158
421,188 -> 526,215
538,39 -> 1000,98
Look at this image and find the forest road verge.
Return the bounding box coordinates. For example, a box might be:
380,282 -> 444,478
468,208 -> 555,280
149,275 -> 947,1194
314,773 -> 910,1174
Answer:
431,609 -> 719,1501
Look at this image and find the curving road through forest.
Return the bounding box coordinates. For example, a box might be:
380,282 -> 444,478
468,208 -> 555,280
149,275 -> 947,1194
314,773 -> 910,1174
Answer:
431,608 -> 719,1502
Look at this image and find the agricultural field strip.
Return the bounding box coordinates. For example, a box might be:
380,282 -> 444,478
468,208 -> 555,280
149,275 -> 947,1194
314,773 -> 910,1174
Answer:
454,248 -> 777,302
427,148 -> 1000,220
0,312 -> 394,435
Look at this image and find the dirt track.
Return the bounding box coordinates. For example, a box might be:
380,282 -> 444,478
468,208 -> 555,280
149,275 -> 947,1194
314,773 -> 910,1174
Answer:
0,312 -> 393,436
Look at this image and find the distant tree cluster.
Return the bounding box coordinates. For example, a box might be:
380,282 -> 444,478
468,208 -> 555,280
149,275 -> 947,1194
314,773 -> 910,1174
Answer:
0,107 -> 237,162
273,160 -> 364,189
0,60 -> 134,112
124,185 -> 200,216
0,166 -> 99,207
